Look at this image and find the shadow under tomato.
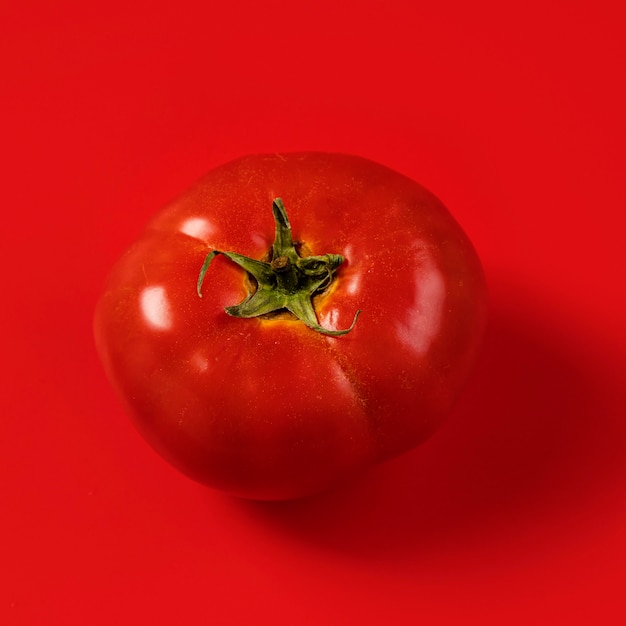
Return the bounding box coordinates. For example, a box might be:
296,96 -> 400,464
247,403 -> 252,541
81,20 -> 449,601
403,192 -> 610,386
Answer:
228,281 -> 625,560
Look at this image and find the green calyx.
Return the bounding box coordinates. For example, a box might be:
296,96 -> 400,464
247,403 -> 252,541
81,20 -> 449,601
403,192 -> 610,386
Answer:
197,198 -> 360,336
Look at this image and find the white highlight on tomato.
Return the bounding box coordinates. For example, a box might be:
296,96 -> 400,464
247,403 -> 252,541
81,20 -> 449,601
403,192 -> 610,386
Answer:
179,217 -> 214,241
395,253 -> 445,356
318,307 -> 341,332
329,360 -> 353,397
345,272 -> 361,296
339,245 -> 360,295
191,351 -> 210,373
140,286 -> 173,331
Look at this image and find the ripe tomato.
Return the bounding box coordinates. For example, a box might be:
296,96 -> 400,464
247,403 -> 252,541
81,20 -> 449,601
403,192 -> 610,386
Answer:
94,153 -> 487,500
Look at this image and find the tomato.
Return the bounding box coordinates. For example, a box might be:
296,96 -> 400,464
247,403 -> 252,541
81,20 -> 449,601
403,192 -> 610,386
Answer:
94,153 -> 487,500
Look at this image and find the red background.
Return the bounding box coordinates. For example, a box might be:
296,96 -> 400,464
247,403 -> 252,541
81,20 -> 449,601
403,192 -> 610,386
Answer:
2,1 -> 625,624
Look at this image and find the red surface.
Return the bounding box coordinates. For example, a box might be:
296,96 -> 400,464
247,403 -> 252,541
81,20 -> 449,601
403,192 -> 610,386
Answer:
2,1 -> 625,624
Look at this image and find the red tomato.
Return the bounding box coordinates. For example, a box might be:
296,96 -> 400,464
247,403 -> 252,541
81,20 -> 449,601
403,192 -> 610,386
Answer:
94,153 -> 487,500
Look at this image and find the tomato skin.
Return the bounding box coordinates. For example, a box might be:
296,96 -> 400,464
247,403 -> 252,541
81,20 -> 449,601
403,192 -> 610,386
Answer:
94,153 -> 487,500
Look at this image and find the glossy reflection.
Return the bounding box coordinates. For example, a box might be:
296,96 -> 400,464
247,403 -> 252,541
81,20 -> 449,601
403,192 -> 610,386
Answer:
179,216 -> 215,241
345,272 -> 361,296
190,350 -> 211,374
318,307 -> 343,332
140,285 -> 173,331
395,256 -> 445,356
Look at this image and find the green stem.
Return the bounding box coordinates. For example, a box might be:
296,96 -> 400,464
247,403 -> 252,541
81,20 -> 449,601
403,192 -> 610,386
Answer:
197,198 -> 360,336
